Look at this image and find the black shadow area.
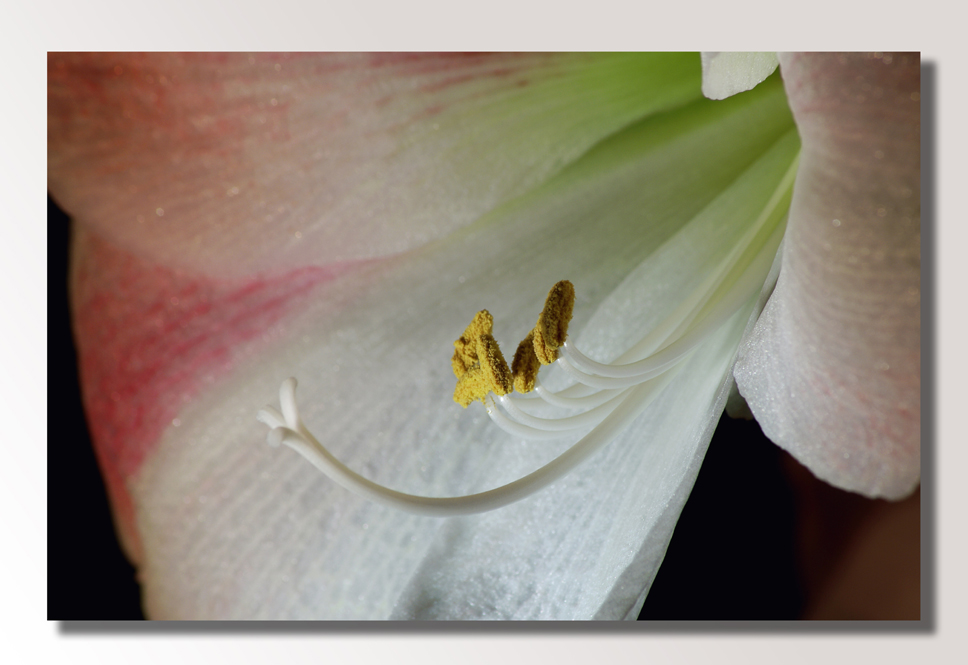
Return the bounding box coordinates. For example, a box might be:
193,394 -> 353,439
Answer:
638,413 -> 803,620
49,195 -> 145,620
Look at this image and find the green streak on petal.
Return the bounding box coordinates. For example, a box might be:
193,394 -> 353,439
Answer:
400,53 -> 708,223
437,72 -> 797,316
553,72 -> 792,184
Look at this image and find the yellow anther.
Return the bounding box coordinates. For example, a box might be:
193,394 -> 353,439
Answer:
452,310 -> 494,377
511,331 -> 541,393
532,280 -> 575,365
453,366 -> 486,408
452,310 -> 511,407
451,282 -> 575,408
477,334 -> 513,397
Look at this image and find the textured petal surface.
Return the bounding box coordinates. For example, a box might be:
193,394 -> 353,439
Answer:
53,53 -> 802,619
128,78 -> 796,619
701,52 -> 779,100
52,51 -> 702,564
49,53 -> 700,278
734,53 -> 920,499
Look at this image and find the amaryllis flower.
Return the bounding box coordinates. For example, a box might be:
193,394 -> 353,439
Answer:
48,52 -> 919,619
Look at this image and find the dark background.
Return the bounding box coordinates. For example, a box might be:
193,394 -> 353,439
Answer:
49,195 -> 803,621
49,196 -> 144,619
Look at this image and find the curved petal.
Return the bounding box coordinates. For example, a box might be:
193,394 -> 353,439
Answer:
49,52 -> 701,278
123,76 -> 797,619
733,53 -> 920,499
53,51 -> 704,565
701,52 -> 779,100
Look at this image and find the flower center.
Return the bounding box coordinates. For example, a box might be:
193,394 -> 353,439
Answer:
256,155 -> 799,516
451,280 -> 574,408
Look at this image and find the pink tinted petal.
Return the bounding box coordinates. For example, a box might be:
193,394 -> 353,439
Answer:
734,53 -> 920,499
48,52 -> 697,279
51,52 -> 702,592
69,223 -> 367,562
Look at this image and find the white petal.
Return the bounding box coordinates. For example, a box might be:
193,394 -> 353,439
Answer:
701,52 -> 780,100
132,79 -> 798,618
734,53 -> 920,499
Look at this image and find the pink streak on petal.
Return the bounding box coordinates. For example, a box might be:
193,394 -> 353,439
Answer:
69,224 -> 367,562
47,52 -> 563,279
735,53 -> 920,499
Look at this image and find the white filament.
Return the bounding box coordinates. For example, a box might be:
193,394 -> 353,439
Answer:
498,392 -> 624,432
256,155 -> 798,515
258,368 -> 680,517
559,210 -> 786,382
256,235 -> 766,515
532,378 -> 622,410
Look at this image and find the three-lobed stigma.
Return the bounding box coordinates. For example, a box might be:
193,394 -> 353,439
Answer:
452,280 -> 575,407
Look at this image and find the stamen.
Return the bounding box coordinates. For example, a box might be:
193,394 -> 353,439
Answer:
556,353 -> 692,390
453,366 -> 487,408
451,309 -> 494,377
259,368 -> 678,516
511,332 -> 541,393
478,334 -> 513,397
559,215 -> 784,381
533,379 -> 620,410
260,148 -> 796,514
485,395 -> 577,440
532,280 -> 575,364
451,310 -> 512,407
498,392 -> 625,432
259,200 -> 786,515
